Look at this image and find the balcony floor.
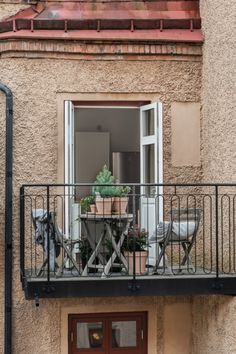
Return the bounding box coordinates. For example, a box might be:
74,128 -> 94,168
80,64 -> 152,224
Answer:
23,268 -> 236,299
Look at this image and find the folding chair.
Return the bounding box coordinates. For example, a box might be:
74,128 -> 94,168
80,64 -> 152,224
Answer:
32,209 -> 80,277
150,208 -> 201,272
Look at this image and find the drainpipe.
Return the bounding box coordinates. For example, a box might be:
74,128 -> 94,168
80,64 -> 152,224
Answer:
0,83 -> 13,354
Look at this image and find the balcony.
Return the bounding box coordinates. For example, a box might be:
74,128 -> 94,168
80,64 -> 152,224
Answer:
20,183 -> 236,299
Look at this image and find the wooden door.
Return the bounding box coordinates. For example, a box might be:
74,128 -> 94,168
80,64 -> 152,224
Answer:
68,312 -> 147,354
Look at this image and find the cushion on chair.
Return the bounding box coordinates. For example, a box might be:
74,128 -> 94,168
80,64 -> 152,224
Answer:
149,221 -> 197,243
171,221 -> 197,240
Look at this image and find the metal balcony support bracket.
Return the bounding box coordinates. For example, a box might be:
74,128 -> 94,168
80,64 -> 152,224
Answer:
0,83 -> 13,354
20,186 -> 25,286
215,185 -> 219,280
212,279 -> 223,291
34,293 -> 39,307
46,186 -> 50,283
128,281 -> 141,292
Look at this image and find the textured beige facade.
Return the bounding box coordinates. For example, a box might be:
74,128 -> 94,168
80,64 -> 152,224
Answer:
192,296 -> 236,354
0,0 -> 235,353
0,56 -> 201,354
201,0 -> 236,182
0,2 -> 28,21
190,1 -> 236,353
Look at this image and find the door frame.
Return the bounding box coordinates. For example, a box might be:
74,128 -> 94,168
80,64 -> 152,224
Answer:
57,92 -> 161,184
63,99 -> 163,260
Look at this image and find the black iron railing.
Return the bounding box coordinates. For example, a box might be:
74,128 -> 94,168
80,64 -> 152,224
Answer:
20,183 -> 236,285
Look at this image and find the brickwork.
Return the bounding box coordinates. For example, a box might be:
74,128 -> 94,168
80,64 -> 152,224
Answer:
0,39 -> 202,60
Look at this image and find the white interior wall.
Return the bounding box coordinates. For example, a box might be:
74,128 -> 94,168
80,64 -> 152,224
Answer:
74,108 -> 140,158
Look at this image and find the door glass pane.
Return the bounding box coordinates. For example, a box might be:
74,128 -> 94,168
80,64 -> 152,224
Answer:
112,321 -> 137,348
143,144 -> 155,195
77,322 -> 103,349
143,109 -> 154,136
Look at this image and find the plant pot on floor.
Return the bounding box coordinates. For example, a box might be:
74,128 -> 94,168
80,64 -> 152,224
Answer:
95,197 -> 113,215
124,251 -> 148,275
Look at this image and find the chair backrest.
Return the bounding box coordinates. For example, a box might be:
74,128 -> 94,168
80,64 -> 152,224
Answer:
170,208 -> 201,241
32,209 -> 60,248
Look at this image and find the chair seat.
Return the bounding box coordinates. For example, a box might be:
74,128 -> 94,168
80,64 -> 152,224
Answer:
150,220 -> 197,243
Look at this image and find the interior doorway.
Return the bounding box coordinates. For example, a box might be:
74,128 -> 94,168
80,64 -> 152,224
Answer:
74,106 -> 140,197
68,312 -> 147,354
64,101 -> 163,264
64,101 -> 163,189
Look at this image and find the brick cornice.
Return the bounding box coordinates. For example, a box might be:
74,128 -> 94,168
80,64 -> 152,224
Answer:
0,38 -> 202,60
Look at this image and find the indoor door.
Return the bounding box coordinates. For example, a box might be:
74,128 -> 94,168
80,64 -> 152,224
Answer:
68,312 -> 147,354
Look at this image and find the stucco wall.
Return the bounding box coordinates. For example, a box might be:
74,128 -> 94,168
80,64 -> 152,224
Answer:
191,1 -> 236,353
0,93 -> 5,354
0,55 -> 201,353
192,296 -> 236,354
0,2 -> 28,21
201,0 -> 236,182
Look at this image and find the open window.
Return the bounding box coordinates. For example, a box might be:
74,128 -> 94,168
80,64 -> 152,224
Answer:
64,100 -> 162,187
64,100 -> 163,262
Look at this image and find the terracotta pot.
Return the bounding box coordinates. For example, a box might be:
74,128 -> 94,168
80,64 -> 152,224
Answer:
95,197 -> 113,214
89,204 -> 96,214
113,197 -> 129,214
124,251 -> 148,275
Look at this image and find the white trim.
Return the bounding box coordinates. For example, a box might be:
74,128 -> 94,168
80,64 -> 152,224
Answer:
158,102 -> 163,221
140,102 -> 164,265
140,102 -> 162,193
64,101 -> 69,186
64,100 -> 75,237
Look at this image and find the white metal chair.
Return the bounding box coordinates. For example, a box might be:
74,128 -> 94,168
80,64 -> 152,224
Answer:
150,208 -> 201,272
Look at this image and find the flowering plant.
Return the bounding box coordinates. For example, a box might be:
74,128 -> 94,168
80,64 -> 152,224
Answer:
121,224 -> 148,252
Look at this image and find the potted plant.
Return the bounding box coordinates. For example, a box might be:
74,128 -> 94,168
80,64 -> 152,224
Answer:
93,165 -> 117,214
113,185 -> 131,214
80,195 -> 96,214
121,224 -> 148,275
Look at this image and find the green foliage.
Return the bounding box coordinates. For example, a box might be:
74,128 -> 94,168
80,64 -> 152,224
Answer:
121,225 -> 148,252
80,195 -> 95,213
78,238 -> 92,260
92,165 -> 131,198
93,165 -> 118,197
114,185 -> 131,197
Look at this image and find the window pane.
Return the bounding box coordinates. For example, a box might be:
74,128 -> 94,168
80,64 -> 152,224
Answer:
112,321 -> 137,348
77,322 -> 103,349
143,144 -> 155,195
143,109 -> 154,136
